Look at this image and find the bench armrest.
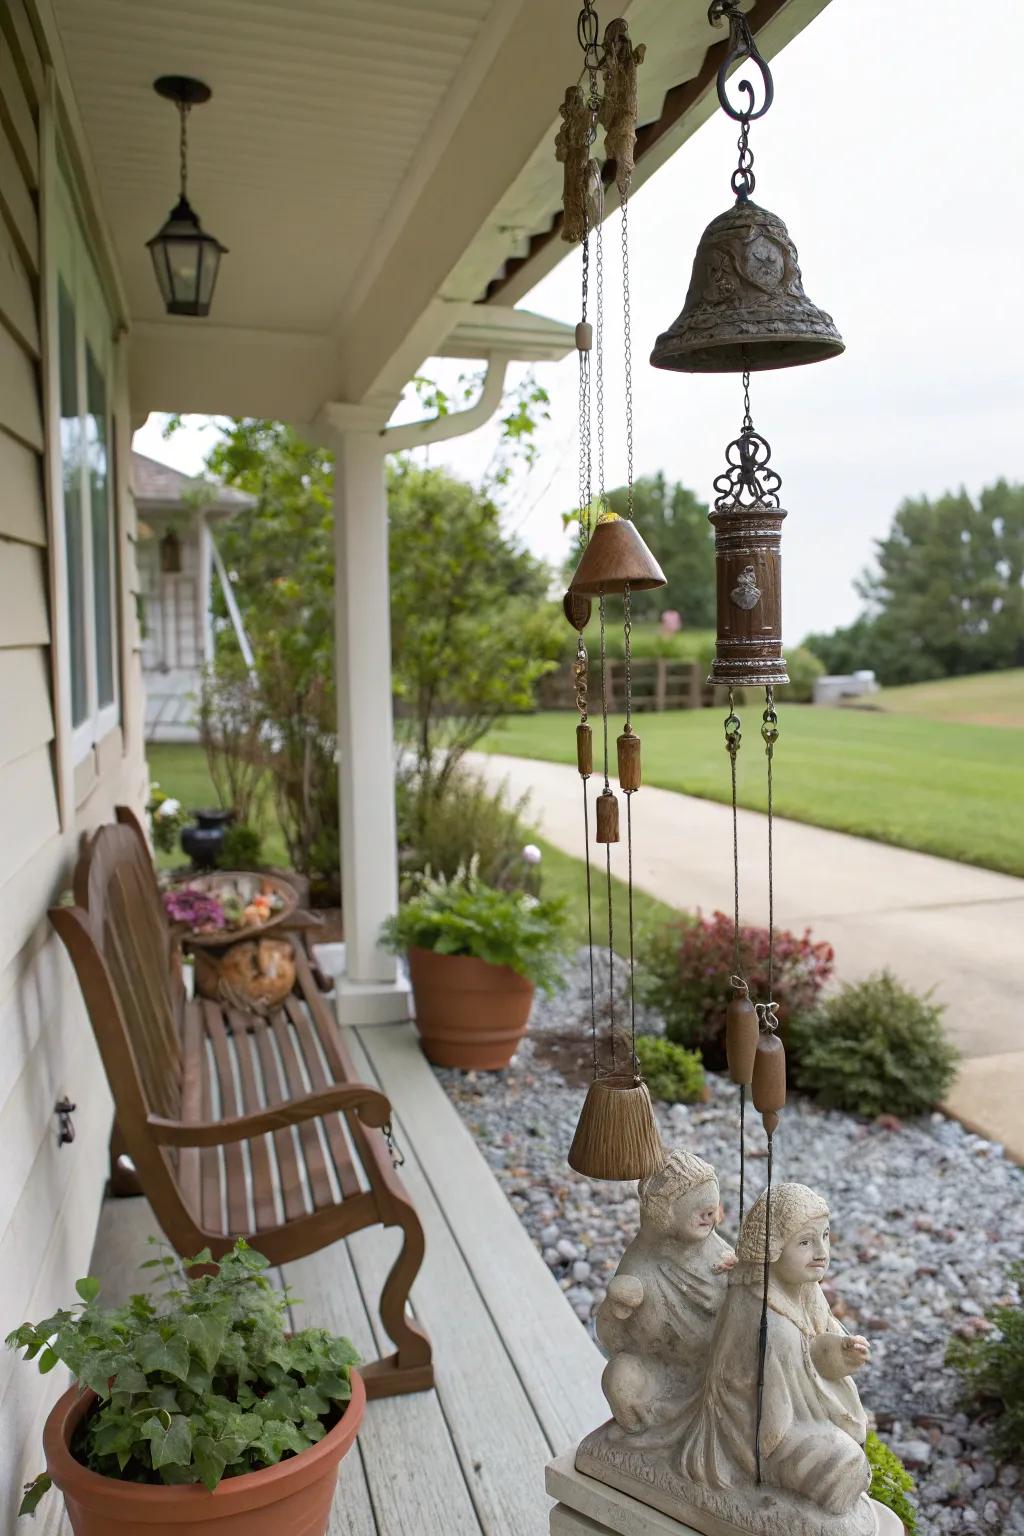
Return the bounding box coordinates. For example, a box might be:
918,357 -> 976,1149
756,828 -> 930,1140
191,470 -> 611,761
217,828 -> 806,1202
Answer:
147,1082 -> 391,1147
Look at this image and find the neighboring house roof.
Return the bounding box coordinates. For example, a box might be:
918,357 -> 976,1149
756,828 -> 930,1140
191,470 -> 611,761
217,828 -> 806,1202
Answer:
131,451 -> 254,519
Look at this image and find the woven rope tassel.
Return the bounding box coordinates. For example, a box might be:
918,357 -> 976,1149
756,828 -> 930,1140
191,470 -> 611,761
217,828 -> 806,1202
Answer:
568,1075 -> 665,1181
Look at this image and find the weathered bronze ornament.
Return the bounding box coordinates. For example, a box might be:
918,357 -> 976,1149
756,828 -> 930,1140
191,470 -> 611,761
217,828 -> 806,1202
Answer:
707,408 -> 788,688
650,199 -> 843,374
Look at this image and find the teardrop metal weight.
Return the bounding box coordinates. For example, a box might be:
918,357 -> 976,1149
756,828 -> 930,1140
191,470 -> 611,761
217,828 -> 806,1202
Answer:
650,200 -> 843,374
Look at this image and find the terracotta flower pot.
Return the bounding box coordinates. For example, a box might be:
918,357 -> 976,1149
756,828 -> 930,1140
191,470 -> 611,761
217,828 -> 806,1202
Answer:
42,1370 -> 365,1536
407,946 -> 534,1070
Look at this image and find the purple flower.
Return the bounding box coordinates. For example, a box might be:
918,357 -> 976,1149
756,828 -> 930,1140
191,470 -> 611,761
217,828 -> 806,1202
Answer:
163,889 -> 226,931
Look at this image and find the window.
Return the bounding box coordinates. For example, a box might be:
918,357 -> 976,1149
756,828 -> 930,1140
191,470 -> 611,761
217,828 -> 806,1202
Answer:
55,171 -> 120,757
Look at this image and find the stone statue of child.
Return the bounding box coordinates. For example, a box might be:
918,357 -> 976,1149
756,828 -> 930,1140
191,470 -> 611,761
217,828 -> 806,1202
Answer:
680,1182 -> 872,1521
596,1150 -> 735,1434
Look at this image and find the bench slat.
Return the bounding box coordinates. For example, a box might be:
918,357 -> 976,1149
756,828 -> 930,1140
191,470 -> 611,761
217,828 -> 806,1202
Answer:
202,1001 -> 249,1234
227,1009 -> 278,1232
286,995 -> 362,1200
268,1006 -> 335,1211
253,1015 -> 308,1223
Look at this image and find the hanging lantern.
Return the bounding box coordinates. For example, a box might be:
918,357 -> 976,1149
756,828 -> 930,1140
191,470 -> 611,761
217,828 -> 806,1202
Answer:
568,513 -> 667,597
649,200 -> 843,374
147,77 -> 227,318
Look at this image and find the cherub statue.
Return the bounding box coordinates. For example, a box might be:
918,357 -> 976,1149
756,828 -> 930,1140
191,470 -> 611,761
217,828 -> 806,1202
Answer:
679,1183 -> 872,1520
595,1151 -> 735,1434
555,85 -> 595,243
600,18 -> 646,194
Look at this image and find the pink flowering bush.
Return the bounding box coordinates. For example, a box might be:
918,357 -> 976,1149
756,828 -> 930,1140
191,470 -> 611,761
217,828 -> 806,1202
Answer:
639,910 -> 835,1071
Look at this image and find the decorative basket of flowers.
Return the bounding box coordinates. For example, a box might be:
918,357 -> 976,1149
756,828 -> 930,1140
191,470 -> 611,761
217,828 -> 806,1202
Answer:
163,873 -> 299,948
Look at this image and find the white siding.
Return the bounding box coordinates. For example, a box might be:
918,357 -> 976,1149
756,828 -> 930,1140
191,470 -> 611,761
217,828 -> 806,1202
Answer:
0,4 -> 148,1524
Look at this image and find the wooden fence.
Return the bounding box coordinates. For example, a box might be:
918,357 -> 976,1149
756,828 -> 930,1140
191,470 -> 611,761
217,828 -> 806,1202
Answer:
537,657 -> 712,712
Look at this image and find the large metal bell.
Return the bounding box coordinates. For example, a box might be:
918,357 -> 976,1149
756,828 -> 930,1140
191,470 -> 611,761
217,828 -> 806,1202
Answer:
568,514 -> 666,598
650,200 -> 843,374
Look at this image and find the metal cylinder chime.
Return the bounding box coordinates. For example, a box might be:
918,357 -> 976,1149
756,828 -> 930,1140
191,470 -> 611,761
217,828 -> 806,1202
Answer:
649,0 -> 843,1482
555,3 -> 667,1184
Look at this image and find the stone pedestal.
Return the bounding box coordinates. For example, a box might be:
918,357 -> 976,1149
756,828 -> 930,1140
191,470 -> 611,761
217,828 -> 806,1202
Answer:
545,1452 -> 905,1536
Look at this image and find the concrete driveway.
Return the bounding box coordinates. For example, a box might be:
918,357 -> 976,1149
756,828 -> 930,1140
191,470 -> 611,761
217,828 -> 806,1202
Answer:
470,752 -> 1024,1158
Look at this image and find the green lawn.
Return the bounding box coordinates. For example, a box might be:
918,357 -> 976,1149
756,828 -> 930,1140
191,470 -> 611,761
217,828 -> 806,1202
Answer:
867,668 -> 1024,728
146,745 -> 679,948
480,707 -> 1024,877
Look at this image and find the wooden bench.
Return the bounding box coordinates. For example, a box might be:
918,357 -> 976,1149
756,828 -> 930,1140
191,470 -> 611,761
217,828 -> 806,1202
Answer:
51,807 -> 433,1400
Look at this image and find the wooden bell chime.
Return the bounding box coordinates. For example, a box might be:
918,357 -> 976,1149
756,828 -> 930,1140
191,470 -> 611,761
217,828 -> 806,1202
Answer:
649,0 -> 843,1482
556,3 -> 666,1184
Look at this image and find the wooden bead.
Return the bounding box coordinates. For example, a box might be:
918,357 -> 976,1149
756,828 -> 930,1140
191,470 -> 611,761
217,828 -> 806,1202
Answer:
725,995 -> 758,1086
752,1032 -> 786,1136
595,788 -> 620,843
617,730 -> 641,792
576,722 -> 593,778
575,321 -> 593,352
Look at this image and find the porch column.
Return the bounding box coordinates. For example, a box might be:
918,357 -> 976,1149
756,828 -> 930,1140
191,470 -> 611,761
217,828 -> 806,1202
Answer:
329,428 -> 411,1024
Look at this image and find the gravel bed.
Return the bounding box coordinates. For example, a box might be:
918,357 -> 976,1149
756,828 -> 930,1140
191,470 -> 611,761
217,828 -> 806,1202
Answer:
434,949 -> 1024,1534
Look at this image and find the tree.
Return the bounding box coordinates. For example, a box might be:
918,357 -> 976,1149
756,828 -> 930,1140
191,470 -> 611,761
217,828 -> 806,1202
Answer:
388,459 -> 561,791
565,473 -> 715,625
804,480 -> 1024,685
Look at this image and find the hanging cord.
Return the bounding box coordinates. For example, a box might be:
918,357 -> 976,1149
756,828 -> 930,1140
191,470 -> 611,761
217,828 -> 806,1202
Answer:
754,1130 -> 773,1484
619,172 -> 639,1077
577,214 -> 598,1070
724,688 -> 747,1226
594,217 -> 608,518
598,594 -> 615,1069
762,686 -> 779,1000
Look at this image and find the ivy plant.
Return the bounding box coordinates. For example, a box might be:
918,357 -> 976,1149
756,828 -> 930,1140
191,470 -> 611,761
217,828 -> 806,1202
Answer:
7,1239 -> 357,1516
380,858 -> 568,992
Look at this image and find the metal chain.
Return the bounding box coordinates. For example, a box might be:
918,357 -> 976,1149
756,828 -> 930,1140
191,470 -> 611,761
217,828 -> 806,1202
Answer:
724,687 -> 743,977
761,686 -> 779,999
382,1119 -> 405,1170
583,780 -> 598,1069
178,102 -> 190,199
733,114 -> 755,200
594,219 -> 608,517
620,191 -> 635,520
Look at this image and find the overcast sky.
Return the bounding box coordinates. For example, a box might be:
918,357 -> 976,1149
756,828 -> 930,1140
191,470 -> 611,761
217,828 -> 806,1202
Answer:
134,0 -> 1024,644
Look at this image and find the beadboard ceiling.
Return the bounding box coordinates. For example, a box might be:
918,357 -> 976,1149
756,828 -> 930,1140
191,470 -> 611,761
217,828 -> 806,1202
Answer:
51,0 -> 503,331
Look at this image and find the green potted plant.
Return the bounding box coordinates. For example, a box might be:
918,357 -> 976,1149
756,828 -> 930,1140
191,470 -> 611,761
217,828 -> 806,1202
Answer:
8,1239 -> 363,1535
381,859 -> 567,1069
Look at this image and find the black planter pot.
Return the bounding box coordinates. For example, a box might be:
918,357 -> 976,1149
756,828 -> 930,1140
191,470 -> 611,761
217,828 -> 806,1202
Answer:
180,807 -> 234,870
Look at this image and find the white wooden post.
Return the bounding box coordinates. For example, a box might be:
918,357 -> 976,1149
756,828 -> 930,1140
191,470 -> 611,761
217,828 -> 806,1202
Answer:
330,429 -> 410,1024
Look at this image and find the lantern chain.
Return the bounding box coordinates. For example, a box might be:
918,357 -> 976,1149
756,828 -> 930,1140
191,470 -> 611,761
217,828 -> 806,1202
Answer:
178,101 -> 190,199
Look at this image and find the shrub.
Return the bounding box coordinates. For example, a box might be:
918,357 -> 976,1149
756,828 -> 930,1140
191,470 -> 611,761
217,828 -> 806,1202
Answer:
6,1239 -> 357,1514
196,660 -> 268,830
866,1431 -> 917,1533
787,972 -> 957,1118
635,1036 -> 705,1104
398,767 -> 540,895
380,861 -> 567,993
946,1262 -> 1024,1462
146,783 -> 186,854
639,911 -> 834,1071
218,823 -> 264,870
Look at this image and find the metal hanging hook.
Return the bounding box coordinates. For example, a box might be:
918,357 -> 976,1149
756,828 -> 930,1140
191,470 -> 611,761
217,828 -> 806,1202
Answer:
708,0 -> 775,124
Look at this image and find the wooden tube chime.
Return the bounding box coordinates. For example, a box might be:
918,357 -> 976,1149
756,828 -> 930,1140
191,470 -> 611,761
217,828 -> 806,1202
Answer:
647,0 -> 842,1482
558,3 -> 665,1183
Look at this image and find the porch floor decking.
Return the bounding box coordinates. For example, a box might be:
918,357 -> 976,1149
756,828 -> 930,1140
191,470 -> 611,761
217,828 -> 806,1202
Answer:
84,1019 -> 607,1534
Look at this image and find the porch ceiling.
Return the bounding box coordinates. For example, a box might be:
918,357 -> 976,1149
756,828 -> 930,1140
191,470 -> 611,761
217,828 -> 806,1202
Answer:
46,0 -> 832,422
